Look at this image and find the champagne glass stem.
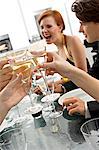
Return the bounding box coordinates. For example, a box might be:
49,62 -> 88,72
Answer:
28,75 -> 37,107
28,89 -> 34,107
39,70 -> 51,95
50,78 -> 56,112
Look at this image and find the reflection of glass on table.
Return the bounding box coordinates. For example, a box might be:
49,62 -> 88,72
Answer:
24,114 -> 71,150
1,94 -> 88,150
0,126 -> 27,150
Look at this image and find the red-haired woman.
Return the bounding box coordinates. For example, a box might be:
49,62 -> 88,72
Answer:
36,10 -> 89,93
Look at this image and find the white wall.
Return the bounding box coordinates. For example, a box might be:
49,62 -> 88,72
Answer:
0,0 -> 30,50
0,0 -> 85,50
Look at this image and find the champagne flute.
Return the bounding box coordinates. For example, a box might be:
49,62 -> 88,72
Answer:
6,50 -> 30,122
41,75 -> 63,118
7,49 -> 42,120
29,45 -> 50,95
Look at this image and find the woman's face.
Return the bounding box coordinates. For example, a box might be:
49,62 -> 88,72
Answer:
79,21 -> 99,43
39,16 -> 62,44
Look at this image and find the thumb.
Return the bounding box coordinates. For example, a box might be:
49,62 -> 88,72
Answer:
12,73 -> 23,83
0,59 -> 8,69
16,73 -> 23,82
43,62 -> 54,69
11,73 -> 17,81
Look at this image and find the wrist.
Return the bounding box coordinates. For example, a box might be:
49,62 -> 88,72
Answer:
63,61 -> 74,78
0,93 -> 10,124
0,102 -> 9,124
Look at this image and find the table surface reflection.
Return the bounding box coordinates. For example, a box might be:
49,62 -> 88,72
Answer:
22,113 -> 87,150
19,93 -> 88,150
1,93 -> 88,150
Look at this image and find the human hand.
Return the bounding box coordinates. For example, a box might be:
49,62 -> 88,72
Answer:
33,85 -> 43,95
45,53 -> 56,75
63,97 -> 85,116
50,79 -> 65,93
0,73 -> 31,111
38,52 -> 71,77
45,69 -> 55,76
0,59 -> 13,91
31,50 -> 46,57
0,73 -> 31,124
48,82 -> 63,93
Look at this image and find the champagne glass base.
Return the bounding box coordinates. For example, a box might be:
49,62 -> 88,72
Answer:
49,111 -> 63,119
43,105 -> 54,112
25,104 -> 43,116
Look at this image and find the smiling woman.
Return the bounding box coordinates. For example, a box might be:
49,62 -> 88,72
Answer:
36,9 -> 89,94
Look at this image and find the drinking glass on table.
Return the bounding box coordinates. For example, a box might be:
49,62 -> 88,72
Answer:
40,75 -> 63,118
80,117 -> 99,150
0,126 -> 27,150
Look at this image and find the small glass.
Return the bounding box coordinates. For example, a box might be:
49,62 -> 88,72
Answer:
48,115 -> 71,150
80,117 -> 99,150
41,76 -> 63,118
49,116 -> 60,133
0,126 -> 27,150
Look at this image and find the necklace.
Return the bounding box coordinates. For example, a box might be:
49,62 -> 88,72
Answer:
57,35 -> 68,59
58,35 -> 74,62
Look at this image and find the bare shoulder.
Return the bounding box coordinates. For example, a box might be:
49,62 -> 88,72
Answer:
66,35 -> 81,45
66,35 -> 85,53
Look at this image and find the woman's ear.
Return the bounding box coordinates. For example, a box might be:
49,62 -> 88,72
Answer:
58,25 -> 63,32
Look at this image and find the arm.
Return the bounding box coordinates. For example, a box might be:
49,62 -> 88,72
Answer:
66,66 -> 99,100
0,73 -> 30,125
60,36 -> 88,93
40,52 -> 99,100
0,59 -> 13,91
67,36 -> 88,72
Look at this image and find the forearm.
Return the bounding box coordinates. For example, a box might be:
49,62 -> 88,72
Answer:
0,102 -> 9,125
0,90 -> 10,125
64,64 -> 99,100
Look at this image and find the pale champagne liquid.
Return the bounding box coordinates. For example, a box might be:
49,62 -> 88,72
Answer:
11,52 -> 45,82
13,57 -> 38,71
13,61 -> 31,71
12,57 -> 38,82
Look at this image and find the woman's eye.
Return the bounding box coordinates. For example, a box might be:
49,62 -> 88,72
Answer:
40,26 -> 44,30
47,25 -> 52,28
40,25 -> 52,30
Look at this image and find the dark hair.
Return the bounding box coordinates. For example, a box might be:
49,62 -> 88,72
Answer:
38,10 -> 65,32
71,0 -> 99,23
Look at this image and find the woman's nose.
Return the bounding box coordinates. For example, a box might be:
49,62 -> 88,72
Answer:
42,27 -> 48,33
